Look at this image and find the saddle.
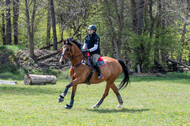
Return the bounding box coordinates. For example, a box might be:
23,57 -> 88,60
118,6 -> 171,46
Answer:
82,52 -> 105,84
85,52 -> 105,70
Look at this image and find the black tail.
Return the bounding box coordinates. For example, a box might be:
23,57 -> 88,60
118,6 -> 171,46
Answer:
118,60 -> 130,90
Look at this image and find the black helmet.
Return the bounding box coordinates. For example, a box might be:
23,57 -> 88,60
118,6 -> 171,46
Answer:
88,25 -> 97,31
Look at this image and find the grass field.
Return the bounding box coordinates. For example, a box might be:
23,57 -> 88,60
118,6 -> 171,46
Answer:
0,72 -> 190,126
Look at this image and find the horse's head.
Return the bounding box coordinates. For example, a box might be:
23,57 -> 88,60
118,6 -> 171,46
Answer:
59,38 -> 73,64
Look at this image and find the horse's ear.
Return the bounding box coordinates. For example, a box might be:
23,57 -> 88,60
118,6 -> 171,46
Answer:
62,39 -> 66,44
67,38 -> 72,45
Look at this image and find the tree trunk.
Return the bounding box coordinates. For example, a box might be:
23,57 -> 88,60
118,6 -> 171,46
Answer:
104,0 -> 118,59
137,0 -> 144,36
130,0 -> 138,32
178,0 -> 190,62
0,80 -> 17,85
46,2 -> 51,50
24,74 -> 57,85
149,0 -> 154,38
135,0 -> 144,71
49,0 -> 57,50
13,0 -> 20,45
1,9 -> 6,45
25,0 -> 36,60
154,0 -> 161,66
6,0 -> 12,45
104,0 -> 123,59
160,0 -> 168,65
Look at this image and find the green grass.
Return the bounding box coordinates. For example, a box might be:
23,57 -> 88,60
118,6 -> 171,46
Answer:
0,45 -> 26,52
0,73 -> 190,126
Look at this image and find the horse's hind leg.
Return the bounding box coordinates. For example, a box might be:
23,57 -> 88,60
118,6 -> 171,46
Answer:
111,83 -> 124,108
92,82 -> 111,108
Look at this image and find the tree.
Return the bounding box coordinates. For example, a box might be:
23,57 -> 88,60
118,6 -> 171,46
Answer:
178,0 -> 190,62
13,0 -> 20,45
49,0 -> 57,50
154,0 -> 161,66
1,0 -> 6,45
46,1 -> 51,50
104,0 -> 124,59
135,0 -> 144,71
25,0 -> 37,59
6,0 -> 11,45
130,0 -> 138,33
13,0 -> 19,45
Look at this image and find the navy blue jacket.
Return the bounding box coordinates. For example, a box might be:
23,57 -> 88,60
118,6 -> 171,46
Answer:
84,33 -> 101,54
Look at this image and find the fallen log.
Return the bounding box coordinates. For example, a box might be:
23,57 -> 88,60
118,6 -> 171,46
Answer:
40,40 -> 62,50
168,58 -> 190,69
24,74 -> 57,85
0,80 -> 17,85
37,51 -> 60,61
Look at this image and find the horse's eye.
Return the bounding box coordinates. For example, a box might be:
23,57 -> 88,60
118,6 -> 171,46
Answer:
66,49 -> 69,51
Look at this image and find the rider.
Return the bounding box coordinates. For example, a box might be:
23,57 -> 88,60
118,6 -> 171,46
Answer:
82,24 -> 103,79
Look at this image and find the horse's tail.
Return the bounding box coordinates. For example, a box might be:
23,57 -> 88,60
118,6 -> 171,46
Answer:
117,60 -> 130,90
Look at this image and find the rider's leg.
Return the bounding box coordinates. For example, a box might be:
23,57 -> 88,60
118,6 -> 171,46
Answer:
92,54 -> 103,79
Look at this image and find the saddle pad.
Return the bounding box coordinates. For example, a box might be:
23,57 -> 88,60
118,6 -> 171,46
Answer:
98,57 -> 103,61
97,60 -> 105,68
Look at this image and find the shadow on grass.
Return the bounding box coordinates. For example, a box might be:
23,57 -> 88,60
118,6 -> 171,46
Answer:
0,85 -> 58,95
86,108 -> 149,113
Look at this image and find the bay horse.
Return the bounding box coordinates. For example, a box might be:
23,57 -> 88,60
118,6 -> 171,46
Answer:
58,38 -> 129,109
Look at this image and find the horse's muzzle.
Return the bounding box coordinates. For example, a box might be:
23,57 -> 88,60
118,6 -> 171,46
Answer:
59,57 -> 65,65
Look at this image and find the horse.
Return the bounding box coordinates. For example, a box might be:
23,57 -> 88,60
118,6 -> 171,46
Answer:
58,38 -> 129,109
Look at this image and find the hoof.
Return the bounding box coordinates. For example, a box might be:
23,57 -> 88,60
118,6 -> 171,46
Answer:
57,96 -> 64,103
64,104 -> 72,109
92,104 -> 99,108
116,103 -> 123,108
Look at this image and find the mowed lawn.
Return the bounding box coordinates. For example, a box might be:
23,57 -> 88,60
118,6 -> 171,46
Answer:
0,73 -> 190,126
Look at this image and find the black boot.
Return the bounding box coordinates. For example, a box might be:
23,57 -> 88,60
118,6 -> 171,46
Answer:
95,64 -> 104,79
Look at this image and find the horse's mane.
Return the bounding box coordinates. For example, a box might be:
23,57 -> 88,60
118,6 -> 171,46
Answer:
66,38 -> 82,50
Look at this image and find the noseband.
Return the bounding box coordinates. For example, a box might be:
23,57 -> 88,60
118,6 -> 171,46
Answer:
61,45 -> 72,61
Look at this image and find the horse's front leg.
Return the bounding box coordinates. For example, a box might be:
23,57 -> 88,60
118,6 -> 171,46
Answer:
58,83 -> 72,103
64,85 -> 77,109
58,79 -> 81,109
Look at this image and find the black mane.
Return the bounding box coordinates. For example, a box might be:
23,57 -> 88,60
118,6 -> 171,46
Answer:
66,38 -> 82,50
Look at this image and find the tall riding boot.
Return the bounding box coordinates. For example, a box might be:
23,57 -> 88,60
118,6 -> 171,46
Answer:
95,64 -> 104,79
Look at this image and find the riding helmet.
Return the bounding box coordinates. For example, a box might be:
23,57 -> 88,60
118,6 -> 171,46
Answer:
88,25 -> 97,31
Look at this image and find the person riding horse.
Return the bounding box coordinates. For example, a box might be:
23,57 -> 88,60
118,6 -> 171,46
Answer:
82,25 -> 103,79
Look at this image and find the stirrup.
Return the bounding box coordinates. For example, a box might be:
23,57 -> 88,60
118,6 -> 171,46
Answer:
98,74 -> 104,79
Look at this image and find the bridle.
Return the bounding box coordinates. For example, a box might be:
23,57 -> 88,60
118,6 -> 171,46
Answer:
60,43 -> 83,62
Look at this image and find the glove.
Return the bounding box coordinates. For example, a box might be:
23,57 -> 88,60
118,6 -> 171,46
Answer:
82,49 -> 90,54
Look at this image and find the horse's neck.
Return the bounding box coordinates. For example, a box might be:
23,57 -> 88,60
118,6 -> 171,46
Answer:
70,43 -> 83,66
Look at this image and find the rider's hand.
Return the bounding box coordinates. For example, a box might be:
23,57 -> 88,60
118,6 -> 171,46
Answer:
82,50 -> 88,54
82,49 -> 90,54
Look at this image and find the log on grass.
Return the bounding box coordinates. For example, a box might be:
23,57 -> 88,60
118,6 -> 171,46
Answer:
0,80 -> 17,85
24,74 -> 57,85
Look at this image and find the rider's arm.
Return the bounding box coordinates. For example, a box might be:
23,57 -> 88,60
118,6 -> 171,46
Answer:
89,44 -> 98,52
82,43 -> 87,50
82,36 -> 88,50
